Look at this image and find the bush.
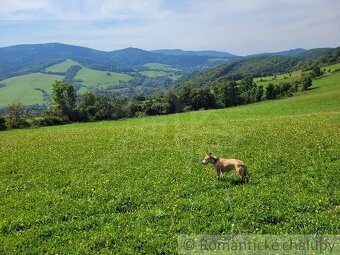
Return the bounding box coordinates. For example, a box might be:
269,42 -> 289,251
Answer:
134,111 -> 147,118
7,103 -> 30,129
300,76 -> 313,91
9,118 -> 30,129
183,105 -> 193,112
190,88 -> 216,110
0,115 -> 8,131
265,84 -> 276,100
311,66 -> 322,78
31,116 -> 65,128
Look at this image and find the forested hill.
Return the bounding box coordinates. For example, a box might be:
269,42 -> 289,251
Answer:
0,43 -> 233,80
151,49 -> 238,58
174,47 -> 340,89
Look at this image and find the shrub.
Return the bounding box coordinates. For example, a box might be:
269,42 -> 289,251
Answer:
31,116 -> 65,128
190,88 -> 216,110
183,105 -> 193,112
0,115 -> 8,131
300,76 -> 313,91
265,83 -> 276,100
311,66 -> 322,78
7,103 -> 30,129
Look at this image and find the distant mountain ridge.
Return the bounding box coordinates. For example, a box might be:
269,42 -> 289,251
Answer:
248,48 -> 306,57
0,42 -> 337,82
152,48 -> 309,58
151,49 -> 239,58
0,43 -> 236,80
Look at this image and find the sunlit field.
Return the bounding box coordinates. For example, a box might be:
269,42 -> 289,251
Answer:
0,72 -> 339,254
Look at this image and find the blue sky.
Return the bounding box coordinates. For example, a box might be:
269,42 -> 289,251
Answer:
0,0 -> 339,55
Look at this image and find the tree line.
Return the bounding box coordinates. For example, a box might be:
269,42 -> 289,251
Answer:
0,72 -> 316,131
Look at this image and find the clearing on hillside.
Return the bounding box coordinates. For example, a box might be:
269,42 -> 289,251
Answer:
0,73 -> 63,107
45,60 -> 80,73
75,66 -> 133,91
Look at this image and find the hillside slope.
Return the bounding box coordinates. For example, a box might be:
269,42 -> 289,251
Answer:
175,47 -> 340,89
0,71 -> 339,254
0,58 -> 187,107
0,60 -> 135,107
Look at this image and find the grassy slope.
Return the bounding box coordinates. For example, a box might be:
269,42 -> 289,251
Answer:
141,63 -> 182,80
254,63 -> 340,86
75,67 -> 133,90
0,73 -> 339,254
143,63 -> 171,70
253,70 -> 303,86
139,70 -> 169,77
45,60 -> 80,73
143,63 -> 182,72
321,62 -> 340,72
139,71 -> 181,80
0,60 -> 134,106
0,73 -> 63,107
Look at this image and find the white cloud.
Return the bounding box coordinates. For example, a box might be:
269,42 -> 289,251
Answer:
0,0 -> 339,54
0,0 -> 52,20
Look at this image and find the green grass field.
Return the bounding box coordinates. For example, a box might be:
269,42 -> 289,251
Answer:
254,70 -> 303,86
0,72 -> 339,254
0,73 -> 63,107
141,63 -> 182,80
46,59 -> 134,91
0,60 -> 134,106
254,63 -> 340,86
45,60 -> 80,73
142,63 -> 182,72
139,70 -> 169,77
75,67 -> 133,92
139,70 -> 181,80
321,63 -> 340,72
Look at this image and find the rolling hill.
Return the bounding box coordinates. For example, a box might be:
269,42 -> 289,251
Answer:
174,47 -> 340,89
0,43 -> 239,107
0,59 -> 185,107
152,49 -> 239,58
0,44 -> 339,108
0,73 -> 64,106
0,43 -> 236,81
0,68 -> 339,254
248,48 -> 306,57
0,60 -> 135,107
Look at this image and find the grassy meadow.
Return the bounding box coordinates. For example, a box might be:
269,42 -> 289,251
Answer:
142,63 -> 181,72
140,62 -> 182,80
75,67 -> 133,93
0,60 -> 134,107
0,60 -> 185,107
254,63 -> 340,86
0,73 -> 64,107
139,70 -> 169,78
0,72 -> 339,254
45,60 -> 80,73
253,70 -> 303,86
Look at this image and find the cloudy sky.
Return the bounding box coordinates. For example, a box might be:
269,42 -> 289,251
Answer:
0,0 -> 339,55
